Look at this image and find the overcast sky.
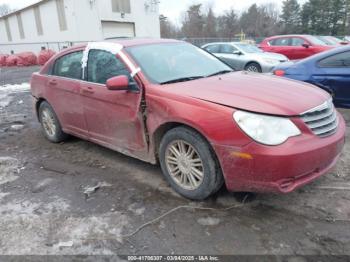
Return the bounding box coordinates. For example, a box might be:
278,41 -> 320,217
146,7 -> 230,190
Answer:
1,0 -> 307,25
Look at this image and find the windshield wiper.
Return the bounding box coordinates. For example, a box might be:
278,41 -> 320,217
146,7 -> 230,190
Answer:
160,76 -> 204,85
206,70 -> 233,77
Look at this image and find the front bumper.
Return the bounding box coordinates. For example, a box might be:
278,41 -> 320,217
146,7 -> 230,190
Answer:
214,112 -> 346,193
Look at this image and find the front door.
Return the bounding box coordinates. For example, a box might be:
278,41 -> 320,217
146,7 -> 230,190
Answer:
80,49 -> 148,156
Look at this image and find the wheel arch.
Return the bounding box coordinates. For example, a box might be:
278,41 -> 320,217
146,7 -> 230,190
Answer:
244,61 -> 261,69
35,97 -> 48,121
151,121 -> 221,167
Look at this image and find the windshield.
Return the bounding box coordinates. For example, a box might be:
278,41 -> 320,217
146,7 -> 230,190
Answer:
235,44 -> 263,53
317,36 -> 337,45
126,43 -> 232,84
306,36 -> 329,46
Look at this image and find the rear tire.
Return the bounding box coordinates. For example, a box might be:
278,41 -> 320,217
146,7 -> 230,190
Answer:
159,127 -> 224,200
245,62 -> 262,73
38,101 -> 68,143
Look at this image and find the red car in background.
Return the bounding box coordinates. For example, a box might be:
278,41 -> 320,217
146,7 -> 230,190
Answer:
31,39 -> 345,200
260,35 -> 333,60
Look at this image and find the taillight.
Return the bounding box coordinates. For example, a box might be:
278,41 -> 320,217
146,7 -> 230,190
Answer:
274,70 -> 285,76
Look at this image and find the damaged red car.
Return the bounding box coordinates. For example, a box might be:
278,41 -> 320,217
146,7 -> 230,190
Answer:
31,39 -> 346,200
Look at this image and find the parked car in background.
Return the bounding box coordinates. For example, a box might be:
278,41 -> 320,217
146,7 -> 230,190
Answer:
260,35 -> 334,60
316,36 -> 348,46
31,39 -> 345,200
202,42 -> 288,73
273,46 -> 350,108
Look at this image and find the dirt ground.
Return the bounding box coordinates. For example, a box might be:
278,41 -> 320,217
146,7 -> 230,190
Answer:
0,66 -> 350,257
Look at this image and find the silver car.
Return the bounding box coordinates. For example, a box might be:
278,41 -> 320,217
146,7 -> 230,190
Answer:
202,42 -> 289,73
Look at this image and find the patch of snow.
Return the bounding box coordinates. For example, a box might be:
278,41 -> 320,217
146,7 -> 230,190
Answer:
0,83 -> 30,109
0,192 -> 9,202
54,241 -> 74,248
0,83 -> 30,94
128,203 -> 145,216
82,181 -> 112,197
0,93 -> 12,108
0,157 -> 19,185
10,124 -> 24,131
197,217 -> 221,226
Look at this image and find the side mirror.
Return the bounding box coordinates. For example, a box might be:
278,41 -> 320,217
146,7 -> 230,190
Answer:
302,43 -> 310,48
233,50 -> 242,55
106,75 -> 129,91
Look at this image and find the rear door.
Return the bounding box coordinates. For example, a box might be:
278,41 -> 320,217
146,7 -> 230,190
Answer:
268,37 -> 293,59
80,49 -> 148,155
49,50 -> 88,137
313,51 -> 350,107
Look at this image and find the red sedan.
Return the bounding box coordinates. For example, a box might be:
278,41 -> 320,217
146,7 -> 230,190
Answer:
260,35 -> 333,60
31,39 -> 345,200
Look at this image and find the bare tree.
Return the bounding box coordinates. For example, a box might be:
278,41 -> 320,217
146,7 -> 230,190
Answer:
217,9 -> 239,37
0,4 -> 11,17
160,15 -> 179,38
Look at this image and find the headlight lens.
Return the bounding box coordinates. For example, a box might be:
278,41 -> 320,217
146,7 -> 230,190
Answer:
263,58 -> 279,64
233,111 -> 301,145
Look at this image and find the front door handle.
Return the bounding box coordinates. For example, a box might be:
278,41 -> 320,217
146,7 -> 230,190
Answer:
81,87 -> 94,95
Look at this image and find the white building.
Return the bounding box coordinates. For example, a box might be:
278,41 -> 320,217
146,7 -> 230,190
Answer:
0,0 -> 160,54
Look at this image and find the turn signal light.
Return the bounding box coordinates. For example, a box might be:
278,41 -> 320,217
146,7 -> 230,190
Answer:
274,70 -> 285,76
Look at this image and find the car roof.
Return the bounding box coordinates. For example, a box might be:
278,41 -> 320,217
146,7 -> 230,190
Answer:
266,35 -> 312,39
60,38 -> 183,52
202,42 -> 250,47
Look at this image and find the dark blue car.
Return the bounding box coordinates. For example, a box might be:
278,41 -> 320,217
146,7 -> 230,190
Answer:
273,46 -> 350,108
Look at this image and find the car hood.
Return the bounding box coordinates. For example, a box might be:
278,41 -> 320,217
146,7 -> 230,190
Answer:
256,52 -> 289,61
162,72 -> 329,116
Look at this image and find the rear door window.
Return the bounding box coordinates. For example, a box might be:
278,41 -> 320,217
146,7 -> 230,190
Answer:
87,49 -> 130,84
204,44 -> 220,53
270,38 -> 290,46
53,51 -> 83,80
318,51 -> 350,68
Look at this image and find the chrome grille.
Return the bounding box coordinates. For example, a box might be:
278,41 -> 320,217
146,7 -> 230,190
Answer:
300,99 -> 338,137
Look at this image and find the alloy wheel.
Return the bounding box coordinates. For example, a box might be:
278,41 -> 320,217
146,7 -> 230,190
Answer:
41,109 -> 56,137
165,140 -> 204,190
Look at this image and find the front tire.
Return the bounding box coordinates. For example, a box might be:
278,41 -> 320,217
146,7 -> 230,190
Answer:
38,101 -> 68,143
159,127 -> 224,200
245,62 -> 262,73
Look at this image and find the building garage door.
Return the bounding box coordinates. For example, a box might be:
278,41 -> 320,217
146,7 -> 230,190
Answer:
101,21 -> 135,39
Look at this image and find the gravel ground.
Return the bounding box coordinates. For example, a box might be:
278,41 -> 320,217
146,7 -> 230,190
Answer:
0,66 -> 349,258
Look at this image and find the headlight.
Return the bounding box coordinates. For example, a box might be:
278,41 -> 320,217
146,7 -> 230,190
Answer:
233,111 -> 301,145
263,58 -> 279,64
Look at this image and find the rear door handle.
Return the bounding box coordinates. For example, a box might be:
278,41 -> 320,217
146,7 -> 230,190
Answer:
48,79 -> 57,86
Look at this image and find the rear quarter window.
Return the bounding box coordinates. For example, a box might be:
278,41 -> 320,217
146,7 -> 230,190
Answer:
318,51 -> 350,68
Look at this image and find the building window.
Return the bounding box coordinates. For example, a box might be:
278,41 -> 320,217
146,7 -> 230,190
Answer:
16,13 -> 25,39
34,6 -> 43,36
56,0 -> 67,31
4,18 -> 12,42
111,0 -> 131,14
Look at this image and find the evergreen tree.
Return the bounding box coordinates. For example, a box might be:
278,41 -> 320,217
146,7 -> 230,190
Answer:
280,0 -> 301,33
